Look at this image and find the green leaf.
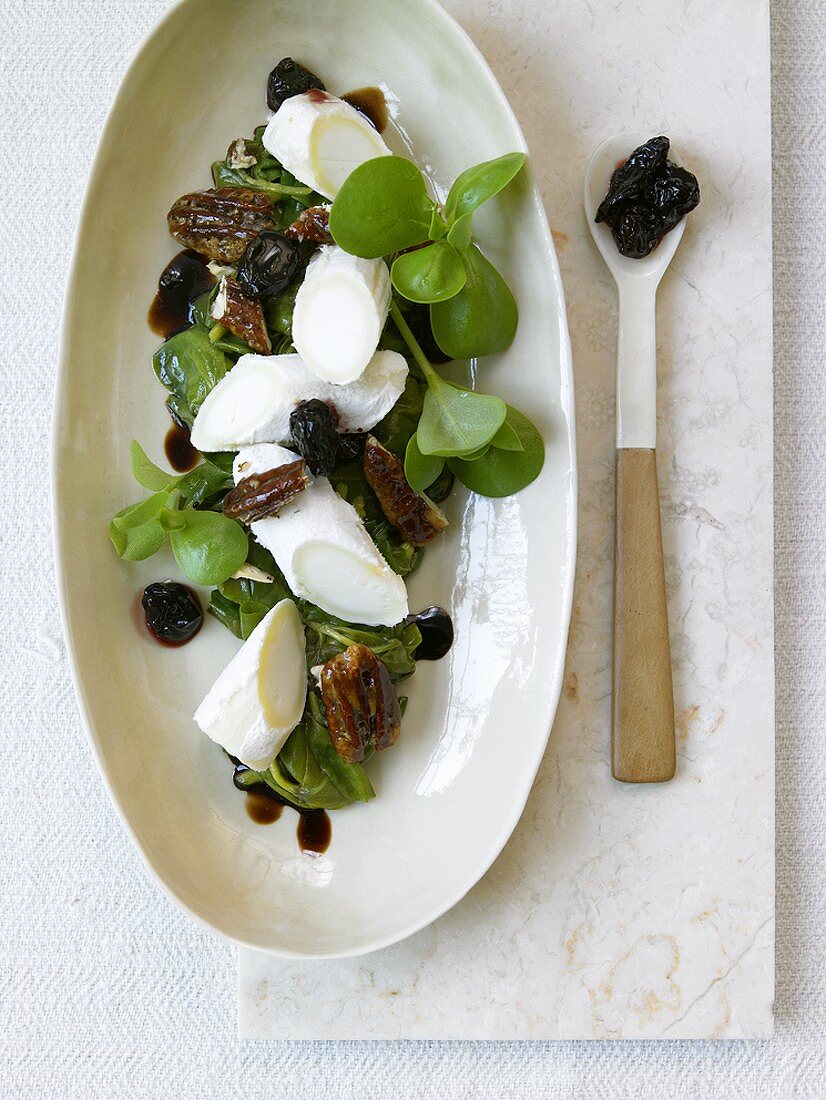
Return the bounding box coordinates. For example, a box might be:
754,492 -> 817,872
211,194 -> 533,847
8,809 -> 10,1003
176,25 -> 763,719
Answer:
130,441 -> 176,491
428,207 -> 446,241
405,433 -> 445,492
490,418 -> 524,451
430,245 -> 518,359
109,491 -> 171,558
417,376 -> 507,457
391,241 -> 467,304
153,325 -> 231,428
448,406 -> 544,497
372,376 -> 424,456
444,152 -> 526,221
446,211 -> 474,252
175,459 -> 233,508
303,694 -> 375,803
111,515 -> 167,561
169,510 -> 248,585
212,161 -> 312,198
329,157 -> 436,258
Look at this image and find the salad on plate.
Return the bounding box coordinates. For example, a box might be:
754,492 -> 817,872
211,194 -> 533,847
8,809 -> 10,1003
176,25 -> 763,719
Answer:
109,57 -> 544,843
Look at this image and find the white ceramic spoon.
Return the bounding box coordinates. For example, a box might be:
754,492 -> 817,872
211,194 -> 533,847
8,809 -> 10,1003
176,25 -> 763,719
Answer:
584,132 -> 683,784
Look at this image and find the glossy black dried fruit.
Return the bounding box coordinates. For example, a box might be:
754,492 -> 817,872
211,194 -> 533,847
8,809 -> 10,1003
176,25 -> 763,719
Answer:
289,399 -> 340,477
404,606 -> 454,661
336,432 -> 367,464
266,57 -> 326,112
595,136 -> 670,223
613,203 -> 666,259
644,163 -> 701,230
237,231 -> 303,299
141,582 -> 203,646
403,302 -> 452,364
595,136 -> 700,259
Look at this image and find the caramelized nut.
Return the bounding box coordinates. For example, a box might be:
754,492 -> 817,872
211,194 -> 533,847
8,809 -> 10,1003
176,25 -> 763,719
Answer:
363,436 -> 449,546
222,460 -> 310,524
320,644 -> 401,763
284,205 -> 334,244
167,188 -> 274,264
211,276 -> 271,354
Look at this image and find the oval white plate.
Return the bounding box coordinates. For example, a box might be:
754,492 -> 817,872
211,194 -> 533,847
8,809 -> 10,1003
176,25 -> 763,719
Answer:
53,0 -> 575,958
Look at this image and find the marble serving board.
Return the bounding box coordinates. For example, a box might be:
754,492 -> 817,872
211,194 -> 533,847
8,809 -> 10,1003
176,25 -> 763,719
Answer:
238,0 -> 774,1039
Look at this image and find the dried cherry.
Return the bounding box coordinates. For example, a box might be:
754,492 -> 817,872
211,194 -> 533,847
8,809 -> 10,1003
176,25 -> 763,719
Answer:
237,231 -> 302,299
141,582 -> 203,646
266,58 -> 326,112
594,135 -> 700,259
289,399 -> 340,477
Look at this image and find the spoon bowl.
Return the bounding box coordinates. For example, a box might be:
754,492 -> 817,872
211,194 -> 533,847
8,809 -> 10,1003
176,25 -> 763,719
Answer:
584,131 -> 686,293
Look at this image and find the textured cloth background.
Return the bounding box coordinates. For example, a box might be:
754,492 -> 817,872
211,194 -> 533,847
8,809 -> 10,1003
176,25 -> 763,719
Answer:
0,0 -> 823,1096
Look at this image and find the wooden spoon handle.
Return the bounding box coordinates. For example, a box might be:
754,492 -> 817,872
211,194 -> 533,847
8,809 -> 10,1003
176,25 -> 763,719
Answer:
612,448 -> 676,783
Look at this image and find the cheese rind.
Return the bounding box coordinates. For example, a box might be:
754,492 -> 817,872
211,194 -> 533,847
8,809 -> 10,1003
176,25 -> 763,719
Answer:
234,444 -> 409,627
189,350 -> 408,451
193,599 -> 307,769
292,246 -> 392,384
263,92 -> 392,199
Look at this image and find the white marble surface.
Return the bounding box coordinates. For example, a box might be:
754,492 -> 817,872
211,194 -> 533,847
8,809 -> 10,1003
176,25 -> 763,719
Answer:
239,0 -> 774,1039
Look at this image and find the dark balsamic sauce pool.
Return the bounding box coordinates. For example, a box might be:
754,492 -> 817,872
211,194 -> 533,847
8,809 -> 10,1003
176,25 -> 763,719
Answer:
232,761 -> 331,854
164,421 -> 199,472
342,86 -> 388,133
148,249 -> 215,339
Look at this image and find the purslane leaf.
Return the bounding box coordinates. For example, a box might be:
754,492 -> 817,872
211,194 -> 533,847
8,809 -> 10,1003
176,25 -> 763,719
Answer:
446,211 -> 474,252
404,433 -> 445,492
417,377 -> 506,457
430,245 -> 518,359
169,510 -> 248,585
329,158 -> 436,258
391,241 -> 467,304
490,418 -> 524,452
130,441 -> 176,491
444,152 -> 526,222
448,406 -> 544,497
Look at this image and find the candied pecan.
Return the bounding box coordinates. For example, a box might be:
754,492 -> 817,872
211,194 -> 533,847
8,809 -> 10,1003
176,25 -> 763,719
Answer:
167,188 -> 274,264
284,205 -> 334,244
211,276 -> 271,354
363,436 -> 448,546
320,644 -> 401,763
222,460 -> 309,524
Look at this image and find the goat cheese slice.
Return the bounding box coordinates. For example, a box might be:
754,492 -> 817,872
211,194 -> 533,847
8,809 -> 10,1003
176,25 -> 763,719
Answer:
193,599 -> 306,769
234,443 -> 409,627
263,91 -> 392,200
189,349 -> 408,451
292,246 -> 391,384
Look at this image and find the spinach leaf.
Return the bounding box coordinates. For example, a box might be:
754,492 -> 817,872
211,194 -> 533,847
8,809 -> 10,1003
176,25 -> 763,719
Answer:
372,376 -> 424,455
212,161 -> 313,199
303,612 -> 421,681
153,325 -> 230,427
303,693 -> 375,803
